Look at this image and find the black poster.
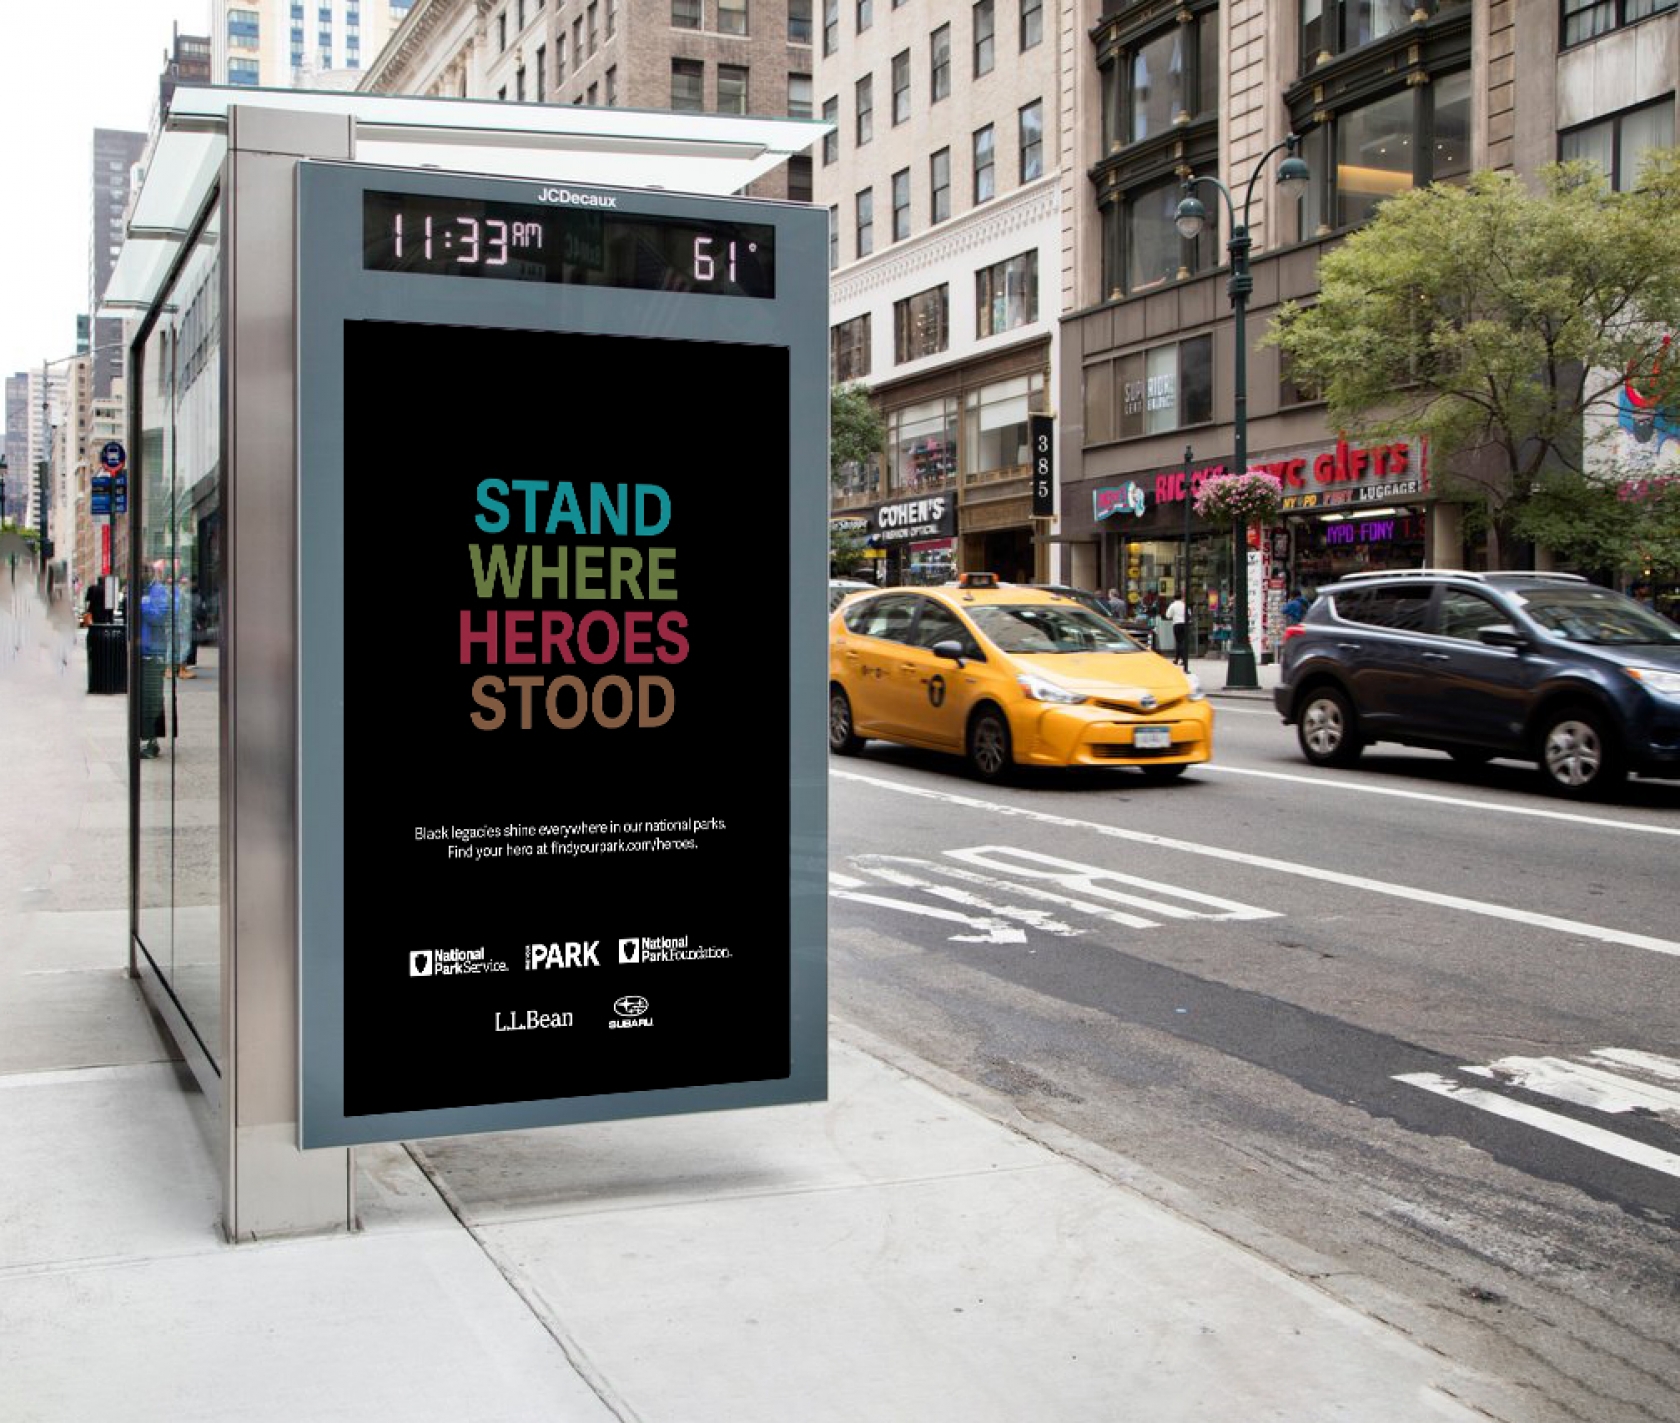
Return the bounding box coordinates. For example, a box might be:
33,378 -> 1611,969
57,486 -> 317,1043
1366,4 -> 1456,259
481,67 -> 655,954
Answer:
340,320 -> 791,1118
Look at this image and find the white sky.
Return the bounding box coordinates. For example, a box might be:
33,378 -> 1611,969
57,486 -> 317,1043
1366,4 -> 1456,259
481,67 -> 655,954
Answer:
0,2 -> 212,414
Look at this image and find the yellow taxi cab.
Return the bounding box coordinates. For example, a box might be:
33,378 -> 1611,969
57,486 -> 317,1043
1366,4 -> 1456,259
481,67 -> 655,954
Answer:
828,572 -> 1213,783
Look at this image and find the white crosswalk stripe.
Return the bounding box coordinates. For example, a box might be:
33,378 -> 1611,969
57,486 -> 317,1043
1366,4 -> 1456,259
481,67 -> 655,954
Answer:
1395,1050 -> 1680,1180
830,847 -> 1278,945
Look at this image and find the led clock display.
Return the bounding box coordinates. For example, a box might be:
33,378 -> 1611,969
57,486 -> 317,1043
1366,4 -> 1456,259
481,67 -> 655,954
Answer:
362,190 -> 776,298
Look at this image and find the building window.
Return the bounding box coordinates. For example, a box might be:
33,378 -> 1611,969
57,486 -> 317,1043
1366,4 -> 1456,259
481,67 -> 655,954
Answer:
895,285 -> 950,363
605,64 -> 617,103
499,10 -> 508,48
787,152 -> 812,200
856,188 -> 875,257
890,399 -> 957,492
537,45 -> 547,100
1018,99 -> 1043,181
789,72 -> 812,118
790,0 -> 812,41
824,0 -> 839,53
607,0 -> 617,38
719,0 -> 748,30
930,147 -> 951,223
832,314 -> 872,381
227,8 -> 261,42
1560,97 -> 1676,190
858,0 -> 873,29
1301,0 -> 1446,71
965,374 -> 1044,480
1101,12 -> 1217,152
587,2 -> 599,51
892,168 -> 911,240
673,0 -> 701,26
856,74 -> 874,144
518,0 -> 526,26
573,18 -> 583,60
1020,0 -> 1042,50
498,86 -> 508,101
557,32 -> 567,78
588,81 -> 599,103
718,64 -> 748,112
976,250 -> 1038,337
974,0 -> 994,76
931,24 -> 951,101
1298,69 -> 1472,233
516,65 -> 527,100
228,56 -> 260,84
892,50 -> 911,124
1084,334 -> 1214,443
1101,174 -> 1217,297
973,124 -> 995,202
823,96 -> 840,163
1561,0 -> 1675,48
672,58 -> 704,110
829,204 -> 840,269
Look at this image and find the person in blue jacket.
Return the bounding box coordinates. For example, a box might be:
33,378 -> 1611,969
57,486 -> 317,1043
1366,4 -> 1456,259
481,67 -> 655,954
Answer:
138,563 -> 173,759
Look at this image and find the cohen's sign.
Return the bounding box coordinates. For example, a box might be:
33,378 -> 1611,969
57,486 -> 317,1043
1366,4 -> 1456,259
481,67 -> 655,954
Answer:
871,493 -> 956,544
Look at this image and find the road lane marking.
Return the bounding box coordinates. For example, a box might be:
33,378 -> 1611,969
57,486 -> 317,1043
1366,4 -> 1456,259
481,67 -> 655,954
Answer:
1460,1053 -> 1680,1119
852,858 -> 1085,935
855,854 -> 1155,929
944,846 -> 1279,922
1200,763 -> 1680,838
831,768 -> 1680,959
828,877 -> 1029,945
1592,1048 -> 1680,1082
1394,1071 -> 1680,1179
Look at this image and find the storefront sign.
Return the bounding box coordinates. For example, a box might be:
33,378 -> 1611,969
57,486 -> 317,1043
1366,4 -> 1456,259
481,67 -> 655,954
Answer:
1093,483 -> 1148,520
1029,414 -> 1055,518
871,493 -> 956,544
1321,515 -> 1425,546
1153,461 -> 1229,506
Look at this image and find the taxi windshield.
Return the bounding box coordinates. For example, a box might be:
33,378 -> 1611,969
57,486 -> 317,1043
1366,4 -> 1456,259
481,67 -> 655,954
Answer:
968,603 -> 1140,654
1515,589 -> 1680,646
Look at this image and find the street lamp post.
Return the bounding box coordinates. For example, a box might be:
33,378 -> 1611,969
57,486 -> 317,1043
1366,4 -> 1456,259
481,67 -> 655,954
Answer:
1175,135 -> 1309,691
1180,442 -> 1194,668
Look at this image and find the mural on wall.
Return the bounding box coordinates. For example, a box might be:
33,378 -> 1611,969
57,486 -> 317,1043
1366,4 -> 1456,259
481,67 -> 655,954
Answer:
1605,335 -> 1680,473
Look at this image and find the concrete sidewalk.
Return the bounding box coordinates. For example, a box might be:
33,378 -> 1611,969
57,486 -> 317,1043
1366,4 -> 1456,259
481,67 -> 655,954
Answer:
0,579 -> 1518,1422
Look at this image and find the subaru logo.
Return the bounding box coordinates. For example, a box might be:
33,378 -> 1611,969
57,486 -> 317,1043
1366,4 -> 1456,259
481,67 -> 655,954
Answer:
614,995 -> 649,1017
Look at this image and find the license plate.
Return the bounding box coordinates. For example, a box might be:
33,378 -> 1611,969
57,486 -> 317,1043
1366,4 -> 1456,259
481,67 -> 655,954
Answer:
1133,726 -> 1171,750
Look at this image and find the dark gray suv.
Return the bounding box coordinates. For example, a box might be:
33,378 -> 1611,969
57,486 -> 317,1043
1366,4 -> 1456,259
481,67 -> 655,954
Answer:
1274,571 -> 1680,797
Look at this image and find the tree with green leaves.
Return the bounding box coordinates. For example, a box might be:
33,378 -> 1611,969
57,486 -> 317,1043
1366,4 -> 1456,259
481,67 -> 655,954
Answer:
1267,156 -> 1680,568
1515,470 -> 1680,585
831,381 -> 885,487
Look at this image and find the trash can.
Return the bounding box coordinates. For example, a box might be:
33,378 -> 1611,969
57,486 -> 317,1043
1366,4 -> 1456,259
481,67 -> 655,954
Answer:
87,622 -> 128,695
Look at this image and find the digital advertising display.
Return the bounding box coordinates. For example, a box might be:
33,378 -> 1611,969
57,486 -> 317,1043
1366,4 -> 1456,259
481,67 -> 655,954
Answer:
296,163 -> 829,1147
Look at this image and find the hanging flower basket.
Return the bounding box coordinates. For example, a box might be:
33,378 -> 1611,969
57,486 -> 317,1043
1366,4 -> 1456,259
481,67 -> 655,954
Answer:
1193,469 -> 1285,526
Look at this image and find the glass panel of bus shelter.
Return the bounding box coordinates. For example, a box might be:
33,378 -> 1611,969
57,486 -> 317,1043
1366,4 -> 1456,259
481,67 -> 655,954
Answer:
133,207 -> 223,1068
135,317 -> 176,982
167,212 -> 223,1058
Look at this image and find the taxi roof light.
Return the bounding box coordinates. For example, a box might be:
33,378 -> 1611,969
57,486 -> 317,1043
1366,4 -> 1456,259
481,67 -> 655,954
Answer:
956,571 -> 1000,589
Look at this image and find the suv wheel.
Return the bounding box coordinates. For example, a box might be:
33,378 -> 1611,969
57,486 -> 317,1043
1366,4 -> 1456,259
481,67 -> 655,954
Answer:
1297,686 -> 1361,767
1537,707 -> 1625,798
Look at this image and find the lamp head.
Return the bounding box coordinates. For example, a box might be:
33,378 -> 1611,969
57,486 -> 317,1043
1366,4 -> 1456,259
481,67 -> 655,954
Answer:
1276,151 -> 1311,202
1174,189 -> 1208,240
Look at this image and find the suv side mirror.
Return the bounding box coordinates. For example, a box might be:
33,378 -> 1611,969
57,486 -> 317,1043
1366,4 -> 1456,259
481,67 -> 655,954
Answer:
1477,624 -> 1527,650
931,639 -> 978,665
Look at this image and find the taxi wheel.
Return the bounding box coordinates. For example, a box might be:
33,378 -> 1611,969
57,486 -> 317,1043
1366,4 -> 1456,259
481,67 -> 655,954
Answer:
967,708 -> 1015,783
829,686 -> 864,756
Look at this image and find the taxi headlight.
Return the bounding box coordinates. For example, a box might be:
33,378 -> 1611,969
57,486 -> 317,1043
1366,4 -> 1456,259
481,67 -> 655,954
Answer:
1186,671 -> 1206,701
1626,666 -> 1680,697
1016,672 -> 1087,705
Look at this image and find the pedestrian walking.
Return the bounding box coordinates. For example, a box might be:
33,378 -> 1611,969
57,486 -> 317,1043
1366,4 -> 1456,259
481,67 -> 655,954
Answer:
1166,592 -> 1188,667
1283,587 -> 1309,626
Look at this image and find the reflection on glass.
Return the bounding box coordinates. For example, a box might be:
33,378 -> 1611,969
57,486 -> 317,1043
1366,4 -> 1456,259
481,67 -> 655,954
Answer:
892,396 -> 957,490
1126,177 -> 1185,293
1432,71 -> 1472,184
1336,89 -> 1415,228
1128,29 -> 1188,143
134,206 -> 223,1068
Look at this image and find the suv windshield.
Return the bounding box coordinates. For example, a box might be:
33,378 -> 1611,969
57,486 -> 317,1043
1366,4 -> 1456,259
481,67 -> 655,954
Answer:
1513,588 -> 1680,646
969,604 -> 1139,654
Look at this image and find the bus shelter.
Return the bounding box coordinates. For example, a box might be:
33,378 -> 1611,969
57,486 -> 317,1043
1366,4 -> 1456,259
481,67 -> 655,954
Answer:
102,87 -> 830,1241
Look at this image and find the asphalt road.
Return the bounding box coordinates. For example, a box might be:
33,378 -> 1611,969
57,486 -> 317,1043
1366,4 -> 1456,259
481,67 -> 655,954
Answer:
828,703 -> 1680,1423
